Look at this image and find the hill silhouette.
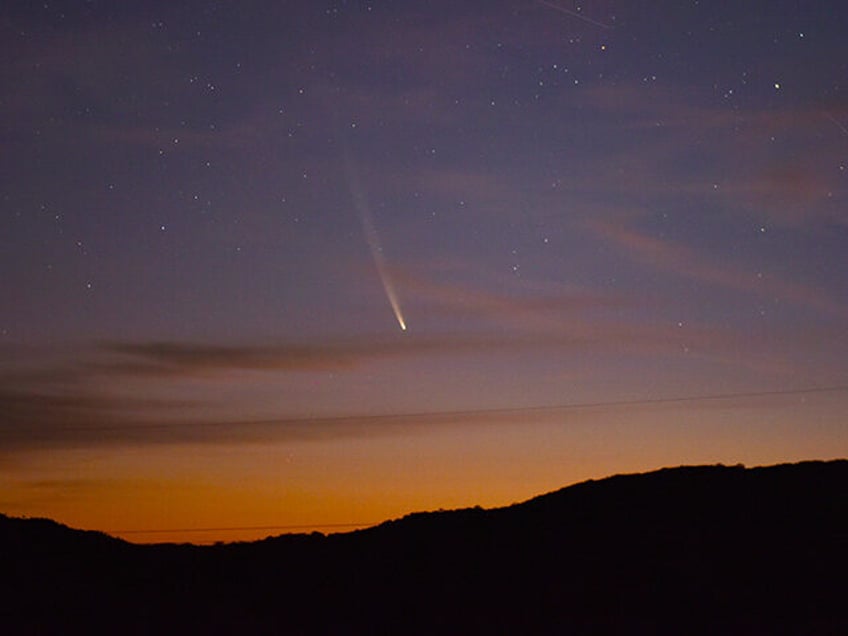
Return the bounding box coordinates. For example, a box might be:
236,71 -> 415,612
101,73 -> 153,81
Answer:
2,460 -> 847,634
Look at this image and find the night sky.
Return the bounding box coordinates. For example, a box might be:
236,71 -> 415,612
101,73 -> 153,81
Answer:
3,0 -> 847,543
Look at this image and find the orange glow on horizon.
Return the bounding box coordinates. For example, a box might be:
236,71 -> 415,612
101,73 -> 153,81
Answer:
4,392 -> 846,544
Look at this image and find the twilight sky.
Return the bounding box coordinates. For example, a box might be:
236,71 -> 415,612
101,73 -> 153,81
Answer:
2,0 -> 847,543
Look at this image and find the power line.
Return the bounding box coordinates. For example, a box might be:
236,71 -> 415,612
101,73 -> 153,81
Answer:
250,383 -> 848,427
113,522 -> 373,535
63,383 -> 848,434
88,384 -> 848,538
495,384 -> 848,415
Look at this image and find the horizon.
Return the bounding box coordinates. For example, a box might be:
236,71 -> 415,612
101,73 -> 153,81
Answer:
6,455 -> 847,545
2,1 -> 848,545
8,457 -> 847,635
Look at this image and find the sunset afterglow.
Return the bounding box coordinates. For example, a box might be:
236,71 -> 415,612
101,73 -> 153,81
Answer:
2,1 -> 847,543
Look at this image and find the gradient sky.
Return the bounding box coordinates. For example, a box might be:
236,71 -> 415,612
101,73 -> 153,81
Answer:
2,0 -> 847,543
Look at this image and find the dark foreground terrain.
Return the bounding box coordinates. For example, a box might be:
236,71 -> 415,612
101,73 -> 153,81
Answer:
2,460 -> 847,634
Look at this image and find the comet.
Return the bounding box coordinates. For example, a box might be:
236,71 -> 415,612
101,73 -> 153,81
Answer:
343,149 -> 407,331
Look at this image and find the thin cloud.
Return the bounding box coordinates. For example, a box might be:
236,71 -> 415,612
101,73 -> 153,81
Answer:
393,266 -> 627,331
567,83 -> 848,227
588,220 -> 848,318
4,380 -> 842,455
98,331 -> 680,379
0,323 -> 754,454
0,266 -> 805,457
0,386 -> 194,451
0,380 -> 571,453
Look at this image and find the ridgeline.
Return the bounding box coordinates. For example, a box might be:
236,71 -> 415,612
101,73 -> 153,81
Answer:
3,460 -> 846,634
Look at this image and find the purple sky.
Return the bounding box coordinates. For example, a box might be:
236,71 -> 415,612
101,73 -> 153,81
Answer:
2,0 -> 847,542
